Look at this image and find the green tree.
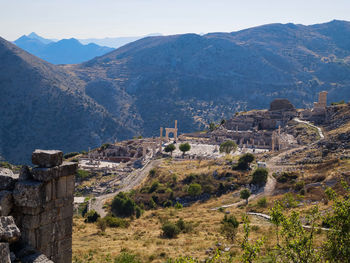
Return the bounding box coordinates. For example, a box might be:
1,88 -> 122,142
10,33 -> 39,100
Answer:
240,215 -> 264,263
240,189 -> 251,205
111,192 -> 139,217
251,168 -> 268,186
84,210 -> 100,223
165,144 -> 176,156
179,143 -> 191,157
323,183 -> 350,262
188,183 -> 202,197
219,140 -> 238,155
235,153 -> 255,170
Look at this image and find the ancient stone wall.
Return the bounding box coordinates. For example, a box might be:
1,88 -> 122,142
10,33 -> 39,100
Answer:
0,150 -> 77,263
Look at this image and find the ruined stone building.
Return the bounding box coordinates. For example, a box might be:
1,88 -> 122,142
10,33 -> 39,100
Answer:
0,150 -> 77,263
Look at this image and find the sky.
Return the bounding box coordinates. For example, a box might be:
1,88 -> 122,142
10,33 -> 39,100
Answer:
1,0 -> 350,41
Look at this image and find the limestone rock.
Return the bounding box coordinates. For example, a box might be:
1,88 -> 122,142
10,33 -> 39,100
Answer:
32,162 -> 77,182
21,253 -> 54,263
0,242 -> 11,263
270,99 -> 295,111
19,165 -> 33,181
0,216 -> 21,243
32,150 -> 63,168
13,181 -> 44,208
0,168 -> 18,191
0,191 -> 13,216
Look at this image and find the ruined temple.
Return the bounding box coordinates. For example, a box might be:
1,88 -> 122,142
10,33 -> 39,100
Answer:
0,150 -> 77,263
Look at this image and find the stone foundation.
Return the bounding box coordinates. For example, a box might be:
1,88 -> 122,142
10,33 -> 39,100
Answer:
0,150 -> 77,263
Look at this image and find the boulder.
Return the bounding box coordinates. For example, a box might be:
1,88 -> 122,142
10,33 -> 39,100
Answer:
0,242 -> 11,263
0,191 -> 13,216
0,168 -> 18,190
32,150 -> 63,168
0,216 -> 21,243
19,165 -> 33,181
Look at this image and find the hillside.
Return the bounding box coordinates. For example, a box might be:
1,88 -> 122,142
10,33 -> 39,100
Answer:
0,37 -> 132,164
14,33 -> 114,64
71,20 -> 350,137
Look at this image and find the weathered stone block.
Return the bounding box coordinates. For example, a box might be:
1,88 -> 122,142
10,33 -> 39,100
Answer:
19,165 -> 33,181
45,181 -> 52,202
57,237 -> 72,253
21,228 -> 37,247
21,214 -> 40,229
13,180 -> 44,208
0,216 -> 21,243
58,204 -> 73,220
32,150 -> 63,168
37,223 -> 54,250
66,175 -> 75,198
59,162 -> 78,177
0,191 -> 13,216
56,176 -> 67,199
57,218 -> 72,240
40,209 -> 58,225
21,253 -> 54,263
54,249 -> 72,263
0,168 -> 18,191
0,242 -> 11,263
32,167 -> 60,182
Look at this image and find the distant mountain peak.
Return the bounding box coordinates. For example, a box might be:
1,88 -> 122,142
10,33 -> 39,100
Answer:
25,32 -> 53,44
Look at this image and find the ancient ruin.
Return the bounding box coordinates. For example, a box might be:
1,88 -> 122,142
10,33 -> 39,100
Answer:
0,150 -> 77,263
162,120 -> 178,141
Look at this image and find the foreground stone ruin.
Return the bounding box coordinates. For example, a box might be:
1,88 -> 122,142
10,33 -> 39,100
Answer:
0,150 -> 77,263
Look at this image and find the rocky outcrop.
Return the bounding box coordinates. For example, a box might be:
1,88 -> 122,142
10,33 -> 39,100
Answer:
0,149 -> 77,263
270,99 -> 295,111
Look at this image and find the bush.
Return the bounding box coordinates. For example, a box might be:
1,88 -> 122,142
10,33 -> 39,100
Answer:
277,172 -> 298,183
220,215 -> 239,241
135,207 -> 142,218
188,183 -> 202,197
174,202 -> 183,209
294,181 -> 305,192
111,192 -> 140,217
163,200 -> 173,207
76,169 -> 91,180
176,218 -> 193,233
63,152 -> 79,159
257,197 -> 268,208
234,153 -> 255,170
103,216 -> 130,228
96,218 -> 107,232
219,140 -> 237,154
179,143 -> 191,156
149,181 -> 160,193
149,168 -> 157,177
162,222 -> 180,238
84,210 -> 100,223
240,189 -> 251,205
251,168 -> 268,186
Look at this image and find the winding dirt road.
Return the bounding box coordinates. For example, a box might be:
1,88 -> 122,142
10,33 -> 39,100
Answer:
89,159 -> 162,217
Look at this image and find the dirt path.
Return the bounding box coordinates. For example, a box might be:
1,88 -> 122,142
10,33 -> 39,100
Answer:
89,159 -> 162,217
294,117 -> 324,139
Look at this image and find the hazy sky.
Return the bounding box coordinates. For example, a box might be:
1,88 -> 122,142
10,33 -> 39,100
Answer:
1,0 -> 350,41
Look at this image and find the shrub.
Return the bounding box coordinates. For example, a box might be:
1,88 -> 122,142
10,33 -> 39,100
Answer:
234,153 -> 255,170
149,168 -> 157,177
100,143 -> 111,150
219,140 -> 238,154
163,200 -> 173,207
63,152 -> 79,159
174,202 -> 183,209
111,192 -> 140,217
103,216 -> 130,228
135,207 -> 142,218
277,172 -> 298,183
188,183 -> 202,197
149,197 -> 157,209
149,180 -> 160,193
257,197 -> 268,208
251,168 -> 268,186
76,169 -> 91,180
221,215 -> 239,241
294,181 -> 305,192
162,222 -> 180,238
96,218 -> 107,232
176,218 -> 193,233
84,210 -> 100,223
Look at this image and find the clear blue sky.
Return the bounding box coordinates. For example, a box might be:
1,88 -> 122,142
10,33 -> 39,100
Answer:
1,0 -> 350,41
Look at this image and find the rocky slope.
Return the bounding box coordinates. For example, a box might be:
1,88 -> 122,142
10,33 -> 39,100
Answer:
0,37 -> 132,164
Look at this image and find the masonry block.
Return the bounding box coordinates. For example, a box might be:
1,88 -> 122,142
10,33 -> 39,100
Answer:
0,191 -> 13,216
13,180 -> 45,208
0,242 -> 11,263
66,175 -> 75,198
22,214 -> 40,229
56,176 -> 67,199
32,150 -> 63,168
0,168 -> 18,191
0,216 -> 21,243
21,228 -> 37,248
32,167 -> 60,182
58,204 -> 73,220
59,162 -> 78,177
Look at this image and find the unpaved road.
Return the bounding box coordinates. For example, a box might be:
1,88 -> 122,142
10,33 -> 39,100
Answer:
89,159 -> 162,217
294,117 -> 324,139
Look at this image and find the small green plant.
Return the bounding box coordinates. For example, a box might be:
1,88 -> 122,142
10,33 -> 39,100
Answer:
63,152 -> 79,159
240,188 -> 251,205
103,216 -> 130,228
251,168 -> 268,186
84,210 -> 100,223
234,153 -> 255,170
174,202 -> 183,209
188,183 -> 202,197
220,215 -> 239,241
96,218 -> 107,232
257,197 -> 268,208
162,221 -> 180,238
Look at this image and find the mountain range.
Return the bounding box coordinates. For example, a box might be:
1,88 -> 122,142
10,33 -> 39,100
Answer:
14,33 -> 114,64
1,20 -> 350,164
